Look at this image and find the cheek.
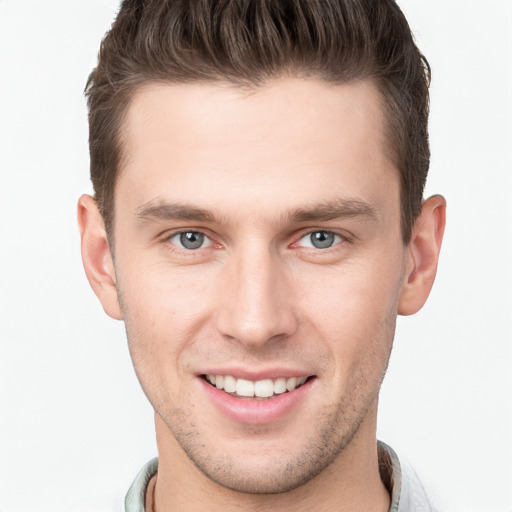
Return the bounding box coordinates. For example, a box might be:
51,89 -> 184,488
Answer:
296,257 -> 404,355
116,264 -> 218,390
119,260 -> 216,331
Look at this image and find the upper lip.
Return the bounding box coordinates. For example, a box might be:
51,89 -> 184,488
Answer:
198,368 -> 315,381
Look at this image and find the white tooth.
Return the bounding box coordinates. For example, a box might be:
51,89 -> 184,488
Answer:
273,377 -> 287,394
286,377 -> 297,391
297,376 -> 307,386
207,375 -> 216,385
254,379 -> 274,398
236,378 -> 255,397
215,375 -> 224,389
223,375 -> 237,393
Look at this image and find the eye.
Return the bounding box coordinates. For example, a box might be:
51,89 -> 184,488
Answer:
297,231 -> 343,249
169,231 -> 211,250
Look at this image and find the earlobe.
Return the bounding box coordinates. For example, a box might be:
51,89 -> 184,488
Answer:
398,195 -> 446,316
77,194 -> 123,320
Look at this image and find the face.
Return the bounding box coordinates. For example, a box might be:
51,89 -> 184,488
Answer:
112,78 -> 407,493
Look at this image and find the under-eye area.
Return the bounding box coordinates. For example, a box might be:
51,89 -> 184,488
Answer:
202,375 -> 315,400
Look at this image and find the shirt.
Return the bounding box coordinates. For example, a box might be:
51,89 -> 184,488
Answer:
124,442 -> 436,511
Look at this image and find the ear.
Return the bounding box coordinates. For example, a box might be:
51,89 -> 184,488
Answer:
77,194 -> 123,320
398,195 -> 446,316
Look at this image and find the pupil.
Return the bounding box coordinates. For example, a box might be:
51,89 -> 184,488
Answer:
311,231 -> 334,249
180,232 -> 204,249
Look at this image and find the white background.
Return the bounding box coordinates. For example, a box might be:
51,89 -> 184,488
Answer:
0,1 -> 510,511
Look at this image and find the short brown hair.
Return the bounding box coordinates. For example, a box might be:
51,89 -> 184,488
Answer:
86,0 -> 431,243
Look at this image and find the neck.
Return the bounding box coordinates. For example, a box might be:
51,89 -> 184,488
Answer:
149,407 -> 390,512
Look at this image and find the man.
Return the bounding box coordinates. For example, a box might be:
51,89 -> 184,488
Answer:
78,0 -> 446,510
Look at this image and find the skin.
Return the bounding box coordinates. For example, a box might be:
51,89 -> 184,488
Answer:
78,78 -> 446,512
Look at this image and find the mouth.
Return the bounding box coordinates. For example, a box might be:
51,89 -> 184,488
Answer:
202,374 -> 313,400
200,371 -> 316,424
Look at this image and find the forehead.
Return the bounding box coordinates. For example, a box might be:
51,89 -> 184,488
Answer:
117,78 -> 398,221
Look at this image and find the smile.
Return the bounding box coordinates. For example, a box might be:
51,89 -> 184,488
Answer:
204,374 -> 309,399
200,372 -> 316,424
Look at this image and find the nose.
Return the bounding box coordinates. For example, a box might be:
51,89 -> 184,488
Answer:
215,244 -> 298,348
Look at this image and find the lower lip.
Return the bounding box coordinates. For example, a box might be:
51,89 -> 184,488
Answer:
199,377 -> 314,425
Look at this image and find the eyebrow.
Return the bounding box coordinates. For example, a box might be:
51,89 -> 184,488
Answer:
286,199 -> 378,223
135,197 -> 378,225
136,202 -> 218,224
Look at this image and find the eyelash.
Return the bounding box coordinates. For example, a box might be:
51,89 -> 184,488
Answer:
162,229 -> 348,253
294,230 -> 345,250
166,231 -> 215,251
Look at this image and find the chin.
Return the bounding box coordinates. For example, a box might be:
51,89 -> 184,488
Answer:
161,396 -> 368,495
